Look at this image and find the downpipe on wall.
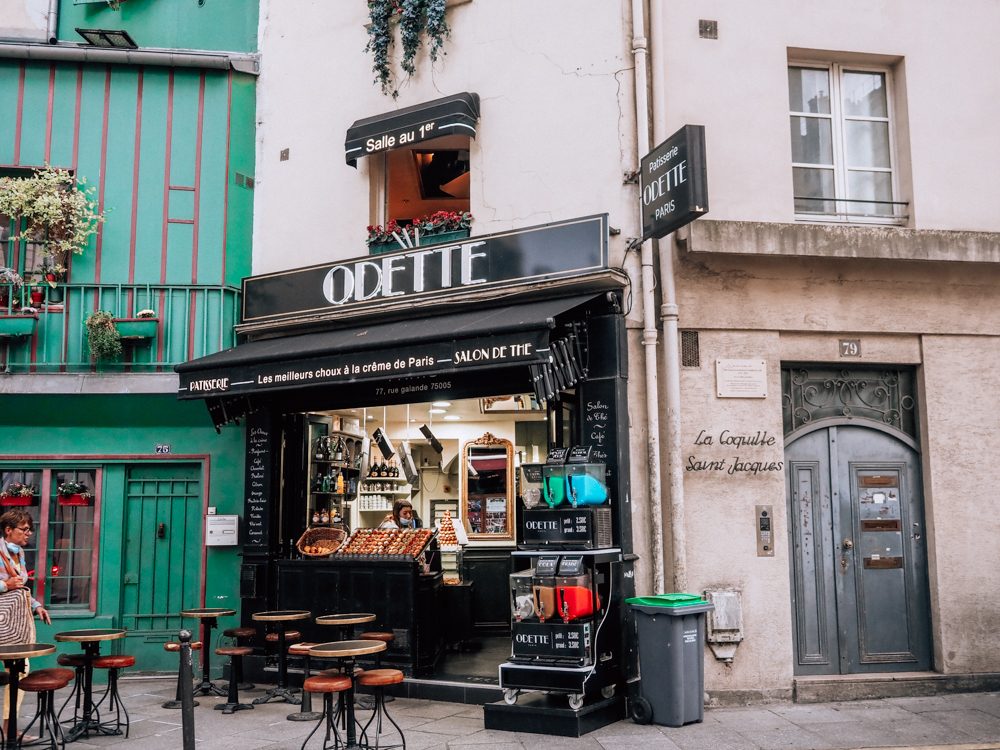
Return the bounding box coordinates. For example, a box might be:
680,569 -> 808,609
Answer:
648,0 -> 687,593
46,0 -> 58,44
631,0 -> 665,596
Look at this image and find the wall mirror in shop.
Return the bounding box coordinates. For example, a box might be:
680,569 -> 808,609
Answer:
461,433 -> 514,541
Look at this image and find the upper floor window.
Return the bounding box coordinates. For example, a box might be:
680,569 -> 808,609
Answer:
789,64 -> 904,224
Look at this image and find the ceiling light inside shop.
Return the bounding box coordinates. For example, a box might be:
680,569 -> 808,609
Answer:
367,415 -> 375,420
431,401 -> 451,407
444,415 -> 461,421
429,408 -> 446,414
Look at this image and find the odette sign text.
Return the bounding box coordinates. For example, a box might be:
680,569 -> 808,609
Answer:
640,124 -> 709,241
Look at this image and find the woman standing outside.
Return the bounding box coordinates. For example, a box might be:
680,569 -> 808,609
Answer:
0,509 -> 51,738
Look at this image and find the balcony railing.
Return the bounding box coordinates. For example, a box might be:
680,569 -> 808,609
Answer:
0,283 -> 240,373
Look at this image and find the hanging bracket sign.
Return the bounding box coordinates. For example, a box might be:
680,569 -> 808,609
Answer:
640,124 -> 709,241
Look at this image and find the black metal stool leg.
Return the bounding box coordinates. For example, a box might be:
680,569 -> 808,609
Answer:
214,653 -> 253,714
193,618 -> 227,697
56,666 -> 84,728
254,624 -> 300,705
163,653 -> 200,710
289,652 -> 322,722
94,668 -> 129,736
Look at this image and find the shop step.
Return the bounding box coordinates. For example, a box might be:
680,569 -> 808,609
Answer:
793,671 -> 1000,703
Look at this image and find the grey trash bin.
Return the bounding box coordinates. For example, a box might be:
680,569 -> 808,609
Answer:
627,594 -> 715,727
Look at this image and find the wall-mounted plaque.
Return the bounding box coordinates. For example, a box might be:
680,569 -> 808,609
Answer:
716,359 -> 767,399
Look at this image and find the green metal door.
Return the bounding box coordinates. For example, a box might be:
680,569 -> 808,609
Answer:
121,464 -> 202,671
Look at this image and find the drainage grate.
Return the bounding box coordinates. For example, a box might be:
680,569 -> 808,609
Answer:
681,330 -> 700,367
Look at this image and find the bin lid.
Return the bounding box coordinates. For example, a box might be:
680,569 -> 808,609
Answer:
626,593 -> 705,607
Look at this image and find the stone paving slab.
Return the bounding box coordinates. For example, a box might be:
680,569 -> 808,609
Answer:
2,679 -> 998,750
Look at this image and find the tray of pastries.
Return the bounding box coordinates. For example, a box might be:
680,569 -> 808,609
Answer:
336,528 -> 434,560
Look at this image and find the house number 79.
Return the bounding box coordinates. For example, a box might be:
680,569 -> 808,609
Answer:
839,339 -> 861,357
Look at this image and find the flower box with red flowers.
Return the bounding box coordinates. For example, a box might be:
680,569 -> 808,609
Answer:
367,211 -> 473,255
0,483 -> 35,506
57,481 -> 92,507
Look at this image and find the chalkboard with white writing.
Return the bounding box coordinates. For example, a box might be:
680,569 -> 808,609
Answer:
245,411 -> 272,551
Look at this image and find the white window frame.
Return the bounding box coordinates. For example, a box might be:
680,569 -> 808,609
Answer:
789,61 -> 905,226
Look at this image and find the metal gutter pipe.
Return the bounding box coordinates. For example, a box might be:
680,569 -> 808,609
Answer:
0,42 -> 260,75
648,0 -> 687,593
630,0 -> 666,596
46,0 -> 58,44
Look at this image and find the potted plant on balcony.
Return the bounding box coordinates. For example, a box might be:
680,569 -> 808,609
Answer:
84,310 -> 122,363
0,482 -> 35,507
24,275 -> 45,307
115,308 -> 158,342
42,263 -> 67,304
0,267 -> 23,311
0,306 -> 37,339
56,480 -> 92,507
0,165 -> 106,260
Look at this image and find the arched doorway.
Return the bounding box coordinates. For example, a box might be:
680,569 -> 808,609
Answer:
783,368 -> 931,675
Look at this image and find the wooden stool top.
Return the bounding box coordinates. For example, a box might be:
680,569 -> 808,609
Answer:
224,627 -> 256,638
216,646 -> 253,657
360,632 -> 394,643
288,642 -> 319,656
253,610 -> 310,622
266,630 -> 301,643
92,655 -> 135,669
357,668 -> 404,687
19,668 -> 74,691
164,641 -> 203,652
57,653 -> 87,667
303,674 -> 352,693
315,613 -> 376,626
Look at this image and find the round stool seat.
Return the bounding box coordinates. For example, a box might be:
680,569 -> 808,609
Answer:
57,653 -> 88,668
224,627 -> 256,639
19,668 -> 74,692
319,667 -> 365,678
93,654 -> 136,669
215,645 -> 253,657
288,642 -> 318,656
357,669 -> 404,687
359,632 -> 394,643
266,630 -> 301,643
165,641 -> 203,652
303,674 -> 352,693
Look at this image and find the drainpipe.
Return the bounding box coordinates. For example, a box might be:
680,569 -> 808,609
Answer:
630,0 -> 665,596
46,0 -> 58,44
648,0 -> 687,593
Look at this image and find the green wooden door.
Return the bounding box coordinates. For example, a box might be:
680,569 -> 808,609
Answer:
121,464 -> 203,671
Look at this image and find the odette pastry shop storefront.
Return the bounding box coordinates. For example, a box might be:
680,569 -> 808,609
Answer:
176,214 -> 639,730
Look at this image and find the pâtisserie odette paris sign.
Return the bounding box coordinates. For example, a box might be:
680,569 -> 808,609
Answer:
640,124 -> 709,241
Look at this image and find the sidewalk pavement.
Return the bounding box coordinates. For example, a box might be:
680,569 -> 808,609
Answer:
22,678 -> 1000,750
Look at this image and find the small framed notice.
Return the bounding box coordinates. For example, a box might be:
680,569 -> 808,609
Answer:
716,359 -> 767,399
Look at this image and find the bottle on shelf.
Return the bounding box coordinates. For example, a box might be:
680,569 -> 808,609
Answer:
314,437 -> 326,462
333,437 -> 344,463
312,510 -> 320,524
336,471 -> 345,494
320,508 -> 330,524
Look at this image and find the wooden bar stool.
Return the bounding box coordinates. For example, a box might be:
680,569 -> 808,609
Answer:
162,641 -> 203,709
214,646 -> 254,714
18,668 -> 74,750
92,654 -> 134,736
222,627 -> 257,691
317,667 -> 364,729
300,673 -> 353,750
357,669 -> 405,750
55,654 -> 86,729
358,633 -> 394,706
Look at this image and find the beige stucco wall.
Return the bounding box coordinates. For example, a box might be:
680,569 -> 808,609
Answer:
654,2 -> 1000,232
920,335 -> 1000,674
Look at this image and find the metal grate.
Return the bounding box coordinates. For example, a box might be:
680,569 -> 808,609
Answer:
699,20 -> 718,39
680,330 -> 700,367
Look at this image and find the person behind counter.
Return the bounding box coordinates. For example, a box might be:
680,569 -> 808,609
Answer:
379,499 -> 414,529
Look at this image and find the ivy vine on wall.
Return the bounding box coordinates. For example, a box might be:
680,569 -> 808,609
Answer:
366,0 -> 451,98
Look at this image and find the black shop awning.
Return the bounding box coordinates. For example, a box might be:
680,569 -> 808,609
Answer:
176,293 -> 597,429
345,92 -> 480,167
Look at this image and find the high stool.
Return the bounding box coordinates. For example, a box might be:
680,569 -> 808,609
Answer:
358,633 -> 394,706
287,644 -> 322,722
300,673 -> 353,750
317,667 -> 364,729
162,641 -> 203,709
252,629 -> 302,705
92,654 -> 134,737
18,667 -> 74,750
55,654 -> 87,729
357,670 -> 405,750
222,627 -> 257,691
214,646 -> 254,714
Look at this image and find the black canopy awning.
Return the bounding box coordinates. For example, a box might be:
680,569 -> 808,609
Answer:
345,92 -> 480,167
176,293 -> 601,429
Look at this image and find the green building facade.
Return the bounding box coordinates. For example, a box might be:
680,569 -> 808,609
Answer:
0,0 -> 257,674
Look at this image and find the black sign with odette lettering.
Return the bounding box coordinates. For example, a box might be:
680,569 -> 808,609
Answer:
242,215 -> 608,324
640,125 -> 709,241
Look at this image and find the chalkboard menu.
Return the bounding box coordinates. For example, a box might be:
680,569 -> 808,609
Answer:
580,379 -> 615,486
245,411 -> 273,551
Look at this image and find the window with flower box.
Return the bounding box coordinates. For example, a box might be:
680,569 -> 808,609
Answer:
0,467 -> 98,610
367,135 -> 472,254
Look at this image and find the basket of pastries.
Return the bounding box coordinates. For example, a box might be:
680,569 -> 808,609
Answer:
297,526 -> 348,557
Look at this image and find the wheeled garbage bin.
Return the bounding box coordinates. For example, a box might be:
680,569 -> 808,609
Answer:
627,594 -> 715,728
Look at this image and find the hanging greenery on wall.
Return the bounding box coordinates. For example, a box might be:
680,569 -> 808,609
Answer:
366,0 -> 451,98
0,166 -> 106,258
